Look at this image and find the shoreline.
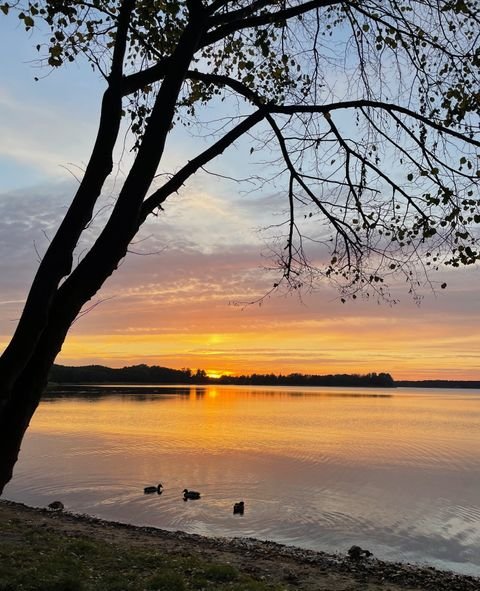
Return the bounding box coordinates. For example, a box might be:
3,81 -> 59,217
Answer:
1,499 -> 478,590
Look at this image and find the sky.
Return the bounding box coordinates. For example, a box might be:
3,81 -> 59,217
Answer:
1,16 -> 480,381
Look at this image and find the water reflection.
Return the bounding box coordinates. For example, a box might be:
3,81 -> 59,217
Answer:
4,385 -> 480,576
46,384 -> 393,399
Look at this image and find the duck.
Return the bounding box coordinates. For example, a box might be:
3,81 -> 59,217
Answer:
47,501 -> 64,511
347,545 -> 372,561
144,483 -> 163,494
233,501 -> 244,515
183,489 -> 201,500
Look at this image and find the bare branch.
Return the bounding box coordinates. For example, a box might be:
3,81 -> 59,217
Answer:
140,109 -> 267,220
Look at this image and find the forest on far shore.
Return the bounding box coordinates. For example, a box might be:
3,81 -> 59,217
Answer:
49,364 -> 395,387
47,364 -> 480,389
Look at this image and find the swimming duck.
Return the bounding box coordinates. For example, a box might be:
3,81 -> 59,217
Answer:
144,483 -> 163,494
233,501 -> 244,515
183,489 -> 201,500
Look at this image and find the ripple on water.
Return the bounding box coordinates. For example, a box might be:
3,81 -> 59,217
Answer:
451,504 -> 480,525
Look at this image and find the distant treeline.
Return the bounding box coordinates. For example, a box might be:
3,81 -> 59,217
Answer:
49,364 -> 395,388
49,364 -> 198,384
216,372 -> 395,387
397,380 -> 480,389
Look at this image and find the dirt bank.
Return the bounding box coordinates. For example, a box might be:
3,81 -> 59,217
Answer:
0,500 -> 478,590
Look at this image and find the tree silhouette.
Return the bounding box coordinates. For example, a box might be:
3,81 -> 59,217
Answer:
0,0 -> 479,492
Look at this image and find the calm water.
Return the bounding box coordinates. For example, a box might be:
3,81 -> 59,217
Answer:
4,385 -> 480,576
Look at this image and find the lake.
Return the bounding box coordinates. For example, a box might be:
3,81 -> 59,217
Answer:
3,385 -> 480,576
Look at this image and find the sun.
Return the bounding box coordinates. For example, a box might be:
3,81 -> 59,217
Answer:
206,370 -> 226,379
206,371 -> 222,379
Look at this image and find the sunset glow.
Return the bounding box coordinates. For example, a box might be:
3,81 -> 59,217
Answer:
1,223 -> 479,380
206,371 -> 226,380
0,18 -> 479,382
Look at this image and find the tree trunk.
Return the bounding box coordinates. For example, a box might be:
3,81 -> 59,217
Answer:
0,287 -> 82,494
0,0 -> 136,407
0,86 -> 124,492
0,10 -> 207,495
0,84 -> 123,400
0,187 -> 146,494
0,361 -> 52,494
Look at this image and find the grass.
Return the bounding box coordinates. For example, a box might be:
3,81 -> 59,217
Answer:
0,520 -> 282,591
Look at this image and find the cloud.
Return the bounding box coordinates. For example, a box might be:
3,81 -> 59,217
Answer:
0,87 -> 98,183
0,181 -> 75,292
1,156 -> 480,380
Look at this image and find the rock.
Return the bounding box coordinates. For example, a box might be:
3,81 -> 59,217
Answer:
283,569 -> 300,584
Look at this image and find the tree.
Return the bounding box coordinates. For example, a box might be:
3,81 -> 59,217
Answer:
0,0 -> 479,493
